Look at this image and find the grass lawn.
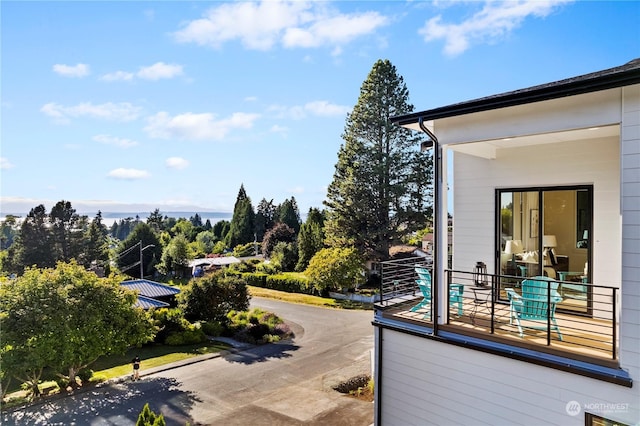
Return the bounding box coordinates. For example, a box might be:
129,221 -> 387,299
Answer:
91,341 -> 230,381
248,286 -> 373,310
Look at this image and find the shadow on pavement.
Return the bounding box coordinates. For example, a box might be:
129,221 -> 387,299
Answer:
2,377 -> 199,426
221,342 -> 300,365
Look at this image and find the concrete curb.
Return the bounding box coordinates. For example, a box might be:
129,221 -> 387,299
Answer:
1,337 -> 254,414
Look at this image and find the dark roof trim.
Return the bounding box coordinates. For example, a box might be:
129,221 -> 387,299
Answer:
392,58 -> 640,125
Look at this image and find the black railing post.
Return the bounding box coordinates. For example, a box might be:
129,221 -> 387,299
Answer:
613,287 -> 617,360
547,280 -> 552,346
490,273 -> 495,334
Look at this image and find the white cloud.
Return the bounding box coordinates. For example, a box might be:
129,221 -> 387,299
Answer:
137,62 -> 184,80
93,134 -> 139,148
165,157 -> 190,170
100,71 -> 134,82
41,102 -> 142,123
304,100 -> 350,117
173,1 -> 388,52
282,11 -> 388,48
145,111 -> 260,141
107,168 -> 150,180
288,186 -> 305,194
419,0 -> 571,56
268,100 -> 350,120
270,124 -> 289,135
53,63 -> 90,78
1,157 -> 15,170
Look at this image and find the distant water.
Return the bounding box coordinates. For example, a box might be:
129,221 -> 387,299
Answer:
1,211 -> 233,227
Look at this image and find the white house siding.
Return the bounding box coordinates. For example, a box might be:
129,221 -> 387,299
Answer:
451,135 -> 621,290
378,328 -> 639,425
621,84 -> 640,388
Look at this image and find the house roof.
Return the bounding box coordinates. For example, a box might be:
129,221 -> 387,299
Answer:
121,279 -> 180,298
135,295 -> 170,310
188,256 -> 241,268
391,58 -> 640,126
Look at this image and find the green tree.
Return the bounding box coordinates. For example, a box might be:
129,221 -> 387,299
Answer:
116,223 -> 162,279
295,208 -> 325,272
261,223 -> 296,258
195,230 -> 218,254
270,241 -> 298,272
212,220 -> 231,241
276,197 -> 301,233
324,59 -> 432,261
147,209 -> 165,233
158,233 -> 191,277
82,211 -> 110,270
136,403 -> 166,426
255,198 -> 276,241
0,262 -> 155,393
0,214 -> 20,250
15,204 -> 55,271
49,200 -> 86,262
178,270 -> 250,323
304,247 -> 364,293
225,185 -> 255,249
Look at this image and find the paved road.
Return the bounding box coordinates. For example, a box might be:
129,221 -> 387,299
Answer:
2,298 -> 375,425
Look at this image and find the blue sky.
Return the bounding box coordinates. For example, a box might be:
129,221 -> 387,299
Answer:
1,1 -> 639,217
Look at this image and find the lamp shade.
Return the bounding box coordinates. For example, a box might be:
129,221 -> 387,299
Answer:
543,235 -> 557,248
504,240 -> 514,254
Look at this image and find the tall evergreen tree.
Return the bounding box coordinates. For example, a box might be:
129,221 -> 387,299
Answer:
276,197 -> 301,233
255,198 -> 276,241
295,208 -> 326,271
225,184 -> 255,249
324,59 -> 432,261
82,211 -> 110,270
15,205 -> 54,270
49,200 -> 86,262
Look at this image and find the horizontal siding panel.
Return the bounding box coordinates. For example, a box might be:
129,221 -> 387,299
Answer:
380,330 -> 640,425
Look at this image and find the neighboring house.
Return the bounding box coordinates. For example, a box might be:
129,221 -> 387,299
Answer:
374,59 -> 640,425
188,256 -> 241,277
121,279 -> 180,309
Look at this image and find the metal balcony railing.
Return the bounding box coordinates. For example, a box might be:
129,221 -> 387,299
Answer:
377,257 -> 619,364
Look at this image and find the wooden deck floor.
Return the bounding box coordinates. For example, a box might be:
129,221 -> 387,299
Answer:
380,295 -> 617,366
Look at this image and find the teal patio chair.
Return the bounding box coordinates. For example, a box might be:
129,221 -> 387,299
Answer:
412,267 -> 464,318
506,276 -> 563,340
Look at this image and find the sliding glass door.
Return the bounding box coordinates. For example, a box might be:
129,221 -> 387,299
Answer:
496,186 -> 592,313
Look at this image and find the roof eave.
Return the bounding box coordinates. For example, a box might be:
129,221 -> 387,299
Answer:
392,62 -> 640,126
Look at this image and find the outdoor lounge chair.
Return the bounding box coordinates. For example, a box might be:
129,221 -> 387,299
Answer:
506,276 -> 563,340
411,267 -> 464,318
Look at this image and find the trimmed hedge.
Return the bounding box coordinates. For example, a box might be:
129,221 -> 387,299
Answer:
242,272 -> 312,294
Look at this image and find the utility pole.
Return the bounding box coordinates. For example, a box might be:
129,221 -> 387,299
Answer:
139,240 -> 156,279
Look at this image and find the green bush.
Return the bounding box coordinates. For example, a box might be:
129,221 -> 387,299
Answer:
77,368 -> 93,384
243,272 -> 268,288
201,321 -> 223,337
265,274 -> 311,294
164,329 -> 207,346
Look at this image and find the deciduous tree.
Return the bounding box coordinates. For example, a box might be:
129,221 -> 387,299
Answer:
178,270 -> 250,323
304,247 -> 364,293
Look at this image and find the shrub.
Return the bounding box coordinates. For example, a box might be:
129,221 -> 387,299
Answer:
201,321 -> 224,337
178,270 -> 250,323
164,329 -> 207,346
243,272 -> 267,288
148,308 -> 193,344
137,403 -> 166,426
265,274 -> 310,294
77,368 -> 93,384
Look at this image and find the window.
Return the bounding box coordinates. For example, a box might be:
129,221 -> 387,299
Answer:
496,186 -> 592,313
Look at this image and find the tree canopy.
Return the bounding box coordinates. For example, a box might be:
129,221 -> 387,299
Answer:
225,184 -> 256,249
324,59 -> 432,261
0,261 -> 155,395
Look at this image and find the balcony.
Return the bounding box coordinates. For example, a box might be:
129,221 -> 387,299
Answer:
375,257 -> 621,372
